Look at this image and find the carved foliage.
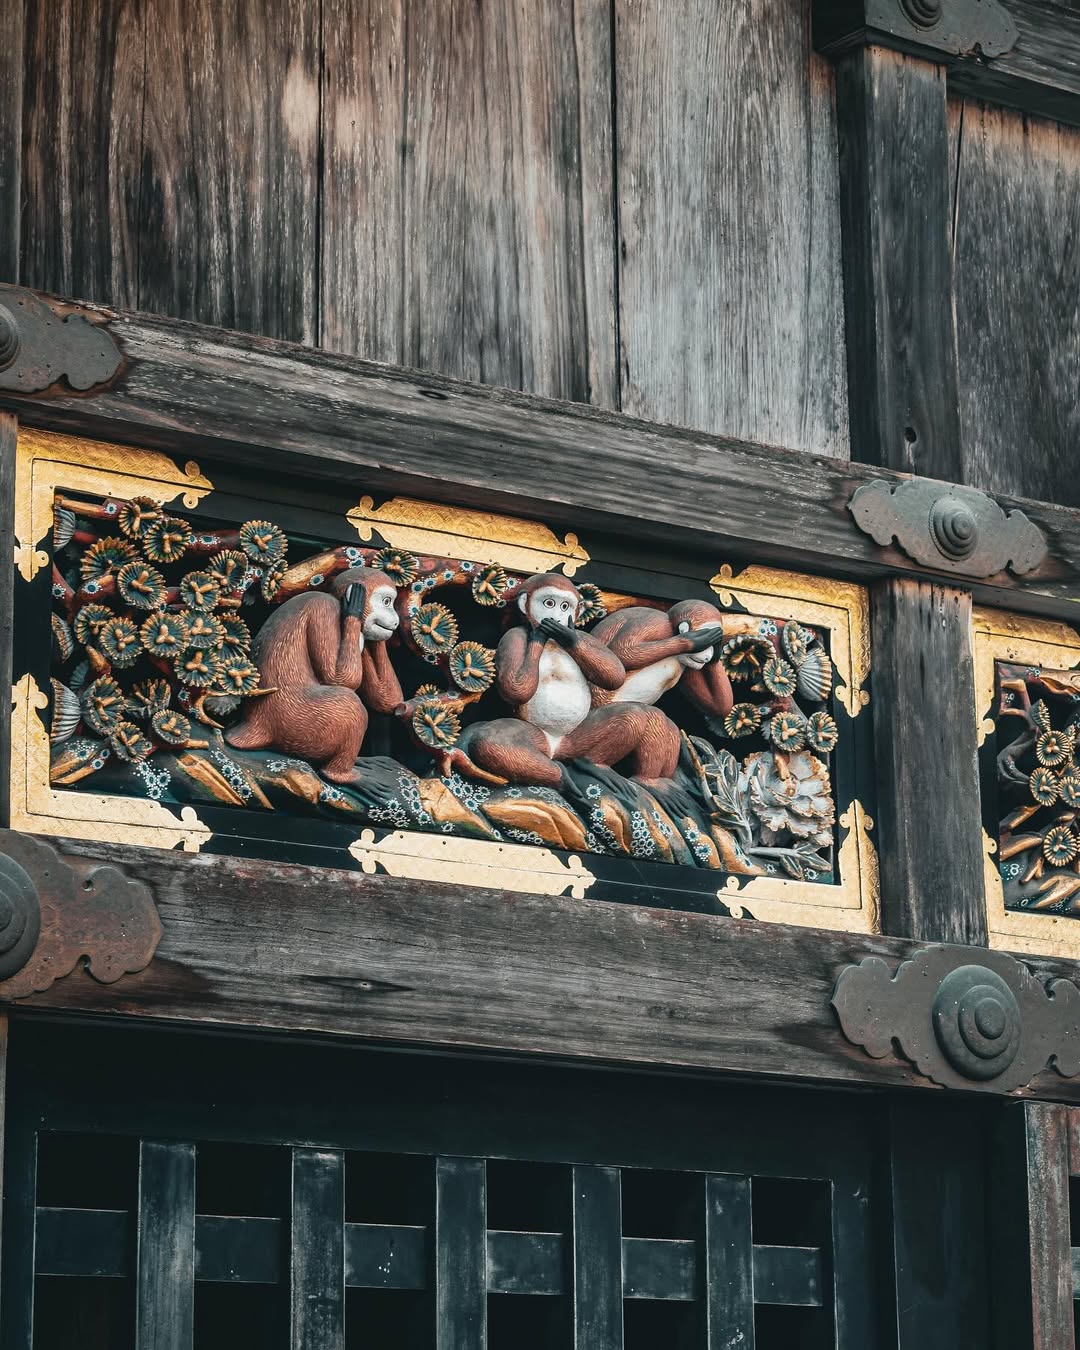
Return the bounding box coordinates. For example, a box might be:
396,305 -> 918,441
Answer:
832,945 -> 1080,1091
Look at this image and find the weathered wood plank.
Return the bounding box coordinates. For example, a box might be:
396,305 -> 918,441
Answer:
615,0 -> 849,455
136,1140 -> 196,1350
435,1158 -> 486,1350
290,1149 -> 345,1350
0,0 -> 23,283
572,1165 -> 624,1349
4,301 -> 1080,619
19,0 -> 143,306
953,101 -> 1080,509
322,0 -> 617,407
870,580 -> 986,944
835,48 -> 962,477
991,1102 -> 1074,1350
14,834 -> 1080,1101
138,0 -> 319,342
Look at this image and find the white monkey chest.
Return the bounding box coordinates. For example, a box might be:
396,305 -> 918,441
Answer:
522,644 -> 592,750
610,656 -> 683,705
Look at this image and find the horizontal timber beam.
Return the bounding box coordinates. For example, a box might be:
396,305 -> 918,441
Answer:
10,834 -> 1080,1104
2,292 -> 1080,620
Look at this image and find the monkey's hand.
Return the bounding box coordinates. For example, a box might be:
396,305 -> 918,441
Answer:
539,617 -> 577,646
679,621 -> 724,653
342,583 -> 365,620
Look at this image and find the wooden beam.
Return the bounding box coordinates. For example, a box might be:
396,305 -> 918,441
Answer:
835,47 -> 962,479
871,579 -> 987,944
991,1102 -> 1075,1350
0,0 -> 23,283
3,297 -> 1080,619
10,834 -> 1080,1102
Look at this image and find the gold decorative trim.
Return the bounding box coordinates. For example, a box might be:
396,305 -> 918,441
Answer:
973,606 -> 1080,957
11,674 -> 210,853
709,564 -> 871,718
15,427 -> 213,581
721,801 -> 879,933
347,496 -> 589,576
349,829 -> 595,898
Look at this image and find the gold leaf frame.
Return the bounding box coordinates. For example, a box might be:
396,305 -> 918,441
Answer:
708,564 -> 878,932
973,606 -> 1080,957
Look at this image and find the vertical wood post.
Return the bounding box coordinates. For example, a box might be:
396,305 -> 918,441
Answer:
835,46 -> 962,477
699,1173 -> 755,1349
991,1102 -> 1074,1350
136,1140 -> 196,1350
572,1164 -> 624,1350
0,0 -> 21,283
435,1156 -> 486,1350
290,1148 -> 346,1350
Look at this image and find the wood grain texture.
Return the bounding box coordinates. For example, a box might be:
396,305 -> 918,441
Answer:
291,1149 -> 345,1350
953,102 -> 1080,508
139,0 -> 319,342
7,304 -> 1080,618
136,1140 -> 196,1350
0,0 -> 23,282
835,48 -> 962,477
615,0 -> 849,455
871,580 -> 986,943
0,415 -> 15,830
13,833 -> 1080,1102
991,1102 -> 1075,1350
20,0 -> 143,307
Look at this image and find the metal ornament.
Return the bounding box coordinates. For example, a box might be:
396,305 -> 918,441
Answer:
0,853 -> 42,981
848,477 -> 1047,579
0,285 -> 123,395
814,0 -> 1017,59
831,945 -> 1080,1092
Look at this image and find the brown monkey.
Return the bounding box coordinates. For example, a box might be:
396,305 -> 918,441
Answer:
589,599 -> 733,720
226,566 -> 403,784
447,573 -> 684,789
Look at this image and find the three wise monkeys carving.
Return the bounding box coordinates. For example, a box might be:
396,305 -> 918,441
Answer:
227,567 -> 733,796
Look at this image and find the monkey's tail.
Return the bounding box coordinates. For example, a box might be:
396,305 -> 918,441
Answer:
435,746 -> 508,788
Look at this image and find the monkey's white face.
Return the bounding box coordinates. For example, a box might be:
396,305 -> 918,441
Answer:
522,585 -> 577,629
676,619 -> 714,669
363,585 -> 400,641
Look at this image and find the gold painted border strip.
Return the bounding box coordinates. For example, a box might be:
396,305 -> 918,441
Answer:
973,607 -> 1080,958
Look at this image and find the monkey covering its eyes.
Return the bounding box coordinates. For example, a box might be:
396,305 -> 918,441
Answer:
226,566 -> 403,785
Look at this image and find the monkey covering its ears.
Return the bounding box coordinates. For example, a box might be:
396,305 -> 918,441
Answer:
226,566 -> 403,785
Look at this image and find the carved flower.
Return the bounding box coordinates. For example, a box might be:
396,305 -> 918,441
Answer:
74,603 -> 115,646
179,570 -> 221,612
411,602 -> 459,654
140,612 -> 190,657
128,679 -> 172,719
53,505 -> 77,550
174,646 -> 220,688
144,516 -> 194,564
1043,823 -> 1079,868
98,616 -> 142,667
471,564 -> 508,607
805,710 -> 839,755
762,656 -> 797,699
185,613 -> 226,651
117,496 -> 163,539
151,709 -> 192,746
116,560 -> 168,610
723,702 -> 762,739
766,710 -> 806,753
414,683 -> 441,699
51,613 -> 75,662
576,582 -> 607,626
1030,699 -> 1053,733
80,536 -> 135,581
411,699 -> 461,748
781,620 -> 811,665
449,641 -> 496,693
207,550 -> 248,592
1029,765 -> 1061,807
371,547 -> 419,587
111,720 -> 153,763
83,676 -> 126,736
1037,728 -> 1074,767
216,658 -> 260,696
239,520 -> 287,562
720,635 -> 774,682
1059,768 -> 1080,809
742,750 -> 835,847
219,614 -> 251,650
260,561 -> 288,602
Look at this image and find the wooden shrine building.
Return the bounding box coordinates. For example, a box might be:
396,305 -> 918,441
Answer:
1,0 -> 1080,1345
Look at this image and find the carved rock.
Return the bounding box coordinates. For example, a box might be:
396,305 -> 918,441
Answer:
0,285 -> 122,394
849,477 -> 1047,579
0,830 -> 162,999
831,945 -> 1080,1092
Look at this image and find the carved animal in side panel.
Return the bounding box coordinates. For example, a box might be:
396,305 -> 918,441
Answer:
445,573 -> 685,791
589,599 -> 734,720
226,567 -> 403,784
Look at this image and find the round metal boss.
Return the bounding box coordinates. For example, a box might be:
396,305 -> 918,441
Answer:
932,965 -> 1020,1081
0,853 -> 41,981
930,495 -> 979,561
0,305 -> 19,372
900,0 -> 943,26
